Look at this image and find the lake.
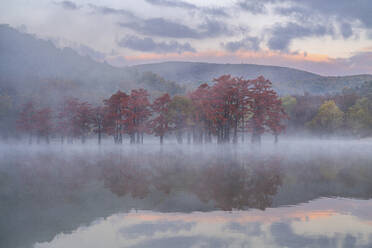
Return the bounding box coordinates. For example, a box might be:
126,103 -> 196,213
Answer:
1,139 -> 372,247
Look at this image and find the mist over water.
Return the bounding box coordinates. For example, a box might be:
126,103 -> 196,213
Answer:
1,137 -> 372,248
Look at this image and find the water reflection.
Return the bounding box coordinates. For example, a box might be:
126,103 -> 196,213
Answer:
34,198 -> 372,248
1,143 -> 372,247
102,157 -> 282,210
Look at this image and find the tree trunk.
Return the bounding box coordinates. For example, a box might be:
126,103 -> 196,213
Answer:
160,135 -> 163,145
274,134 -> 278,144
251,131 -> 261,144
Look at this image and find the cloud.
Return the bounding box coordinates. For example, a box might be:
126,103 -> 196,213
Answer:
145,0 -> 196,9
118,36 -> 196,53
56,1 -> 79,10
129,235 -> 230,248
86,4 -> 136,19
270,222 -> 367,248
75,44 -> 106,61
340,22 -> 353,39
291,0 -> 372,28
119,18 -> 199,39
237,0 -> 269,14
275,0 -> 372,29
118,18 -> 233,39
145,0 -> 229,17
268,22 -> 333,51
119,220 -> 195,238
222,36 -> 260,52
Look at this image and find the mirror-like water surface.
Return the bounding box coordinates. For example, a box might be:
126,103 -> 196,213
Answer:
34,198 -> 372,248
1,139 -> 372,248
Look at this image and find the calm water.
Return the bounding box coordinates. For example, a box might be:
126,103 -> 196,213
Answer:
1,139 -> 372,248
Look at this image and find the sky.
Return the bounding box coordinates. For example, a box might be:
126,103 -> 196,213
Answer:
0,0 -> 371,76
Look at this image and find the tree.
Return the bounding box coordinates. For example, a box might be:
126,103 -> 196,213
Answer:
0,93 -> 16,139
150,93 -> 171,144
34,107 -> 53,144
290,94 -> 326,131
92,106 -> 105,145
307,100 -> 344,135
168,95 -> 194,144
17,101 -> 37,144
346,97 -> 372,137
189,83 -> 213,144
103,91 -> 128,144
281,96 -> 297,118
249,76 -> 286,144
57,98 -> 78,144
75,102 -> 93,144
126,89 -> 151,144
58,98 -> 93,143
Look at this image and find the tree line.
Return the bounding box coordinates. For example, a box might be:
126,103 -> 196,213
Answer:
16,75 -> 287,145
282,80 -> 372,138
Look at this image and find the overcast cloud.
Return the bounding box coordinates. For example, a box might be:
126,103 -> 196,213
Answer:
0,0 -> 370,75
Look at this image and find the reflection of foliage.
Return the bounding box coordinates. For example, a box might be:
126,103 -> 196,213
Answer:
102,159 -> 150,199
101,155 -> 283,211
193,160 -> 282,211
3,149 -> 372,248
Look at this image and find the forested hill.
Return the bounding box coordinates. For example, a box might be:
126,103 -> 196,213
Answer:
0,24 -> 183,105
132,61 -> 372,95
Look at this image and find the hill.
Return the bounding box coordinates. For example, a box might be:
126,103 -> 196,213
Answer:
0,24 -> 184,106
132,61 -> 372,95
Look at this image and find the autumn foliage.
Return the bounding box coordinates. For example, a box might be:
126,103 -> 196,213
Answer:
16,75 -> 287,144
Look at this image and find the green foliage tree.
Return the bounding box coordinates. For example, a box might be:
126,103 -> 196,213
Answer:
307,100 -> 344,135
346,97 -> 372,137
281,96 -> 297,118
167,96 -> 194,144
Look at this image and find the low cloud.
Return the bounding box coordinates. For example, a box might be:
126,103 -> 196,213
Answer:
118,35 -> 196,54
118,18 -> 233,39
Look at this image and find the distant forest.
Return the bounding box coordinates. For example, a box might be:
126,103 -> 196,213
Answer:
7,75 -> 372,144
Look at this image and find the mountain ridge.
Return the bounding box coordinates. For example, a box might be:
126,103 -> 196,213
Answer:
132,61 -> 372,94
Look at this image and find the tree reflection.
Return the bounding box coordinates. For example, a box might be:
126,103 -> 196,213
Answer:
102,155 -> 283,211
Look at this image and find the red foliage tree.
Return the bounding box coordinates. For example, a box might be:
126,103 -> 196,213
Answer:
17,101 -> 54,144
150,93 -> 171,144
103,91 -> 128,144
249,76 -> 287,144
126,89 -> 152,144
189,83 -> 214,143
57,98 -> 94,143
